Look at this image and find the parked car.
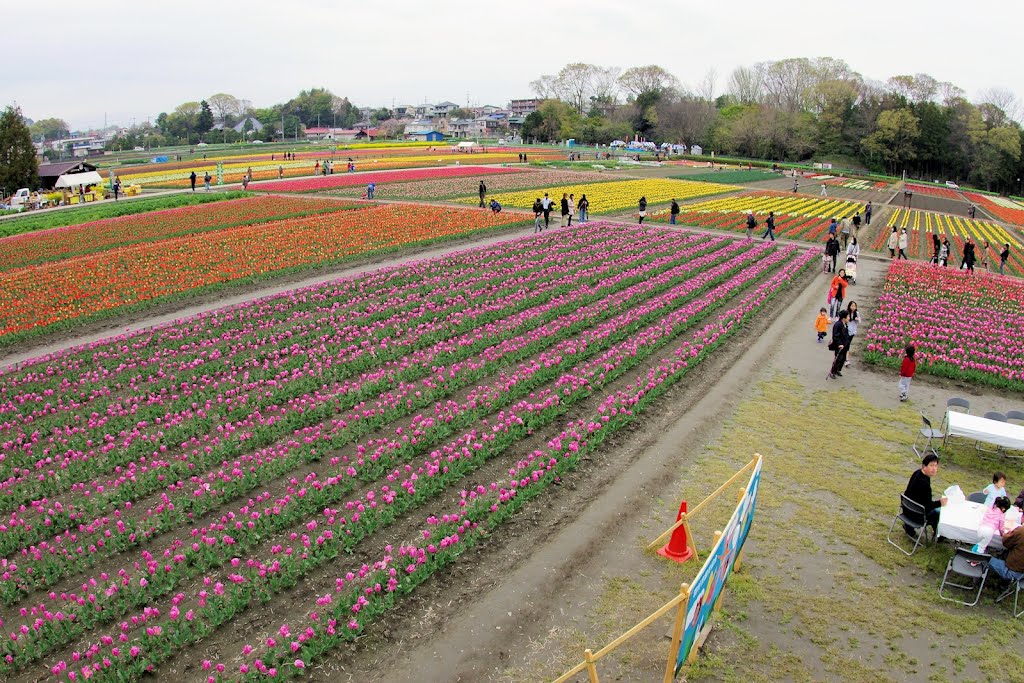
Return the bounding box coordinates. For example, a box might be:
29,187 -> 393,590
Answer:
945,181 -> 960,190
250,140 -> 264,144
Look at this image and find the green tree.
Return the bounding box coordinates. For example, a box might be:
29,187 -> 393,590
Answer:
196,100 -> 214,134
860,108 -> 920,173
29,117 -> 70,142
0,106 -> 39,192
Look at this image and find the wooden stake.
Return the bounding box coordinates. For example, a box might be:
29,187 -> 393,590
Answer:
662,583 -> 690,683
681,517 -> 699,563
585,649 -> 599,683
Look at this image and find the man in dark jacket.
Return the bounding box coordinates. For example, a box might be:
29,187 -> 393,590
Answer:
827,310 -> 851,379
670,199 -> 680,224
478,181 -> 487,208
825,235 -> 840,273
903,453 -> 946,536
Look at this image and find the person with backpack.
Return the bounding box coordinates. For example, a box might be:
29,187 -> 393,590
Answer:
745,210 -> 757,240
825,235 -> 840,273
532,198 -> 544,233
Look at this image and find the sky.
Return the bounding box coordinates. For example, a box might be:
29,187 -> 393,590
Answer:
4,0 -> 1021,131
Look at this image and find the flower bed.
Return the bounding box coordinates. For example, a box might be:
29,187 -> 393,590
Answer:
0,204 -> 525,343
0,196 -> 358,271
963,191 -> 1024,226
324,169 -> 623,200
863,260 -> 1024,389
457,178 -> 734,213
247,165 -> 523,194
0,223 -> 814,680
905,183 -> 961,200
667,190 -> 860,219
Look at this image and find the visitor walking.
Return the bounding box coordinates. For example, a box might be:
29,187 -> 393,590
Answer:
189,171 -> 197,192
839,216 -> 851,249
826,310 -> 851,380
204,172 -> 211,192
820,182 -> 828,197
962,238 -> 976,272
745,210 -> 757,240
669,199 -> 680,225
825,235 -> 840,272
638,196 -> 647,224
762,211 -> 776,241
828,268 -> 848,318
864,202 -> 873,225
845,301 -> 860,367
567,193 -> 576,227
851,211 -> 862,239
1001,243 -> 1011,275
898,345 -> 917,401
113,179 -> 120,200
478,181 -> 487,208
578,194 -> 589,223
940,238 -> 951,267
793,177 -> 799,193
532,198 -> 543,233
887,227 -> 899,258
560,193 -> 569,227
278,165 -> 284,180
968,204 -> 976,219
314,161 -> 320,176
931,233 -> 940,264
897,228 -> 909,260
541,193 -> 552,228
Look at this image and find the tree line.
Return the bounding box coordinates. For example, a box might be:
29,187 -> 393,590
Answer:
522,60 -> 1024,192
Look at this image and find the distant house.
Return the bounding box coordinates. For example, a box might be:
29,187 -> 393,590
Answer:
232,117 -> 264,134
433,101 -> 460,118
509,99 -> 540,116
404,120 -> 437,135
405,130 -> 445,142
392,104 -> 415,118
308,127 -> 378,141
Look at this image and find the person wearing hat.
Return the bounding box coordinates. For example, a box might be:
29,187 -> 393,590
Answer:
745,210 -> 757,240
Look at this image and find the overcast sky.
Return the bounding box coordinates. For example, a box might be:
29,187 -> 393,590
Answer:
4,0 -> 1020,130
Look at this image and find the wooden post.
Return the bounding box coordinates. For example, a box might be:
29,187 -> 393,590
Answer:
585,649 -> 599,683
662,583 -> 690,683
681,516 -> 699,563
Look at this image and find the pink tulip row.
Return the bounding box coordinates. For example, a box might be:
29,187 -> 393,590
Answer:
863,261 -> 1024,389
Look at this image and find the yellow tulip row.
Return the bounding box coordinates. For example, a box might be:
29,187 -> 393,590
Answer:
887,209 -> 1019,246
679,193 -> 859,218
458,178 -> 734,212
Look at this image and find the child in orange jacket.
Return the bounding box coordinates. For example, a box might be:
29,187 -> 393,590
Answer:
815,307 -> 829,343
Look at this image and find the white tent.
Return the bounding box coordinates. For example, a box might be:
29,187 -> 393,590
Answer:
55,171 -> 104,188
456,141 -> 477,149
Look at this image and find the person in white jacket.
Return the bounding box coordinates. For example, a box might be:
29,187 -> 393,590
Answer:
897,228 -> 909,260
886,227 -> 899,258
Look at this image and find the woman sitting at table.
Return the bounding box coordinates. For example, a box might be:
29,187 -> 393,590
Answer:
974,497 -> 1012,554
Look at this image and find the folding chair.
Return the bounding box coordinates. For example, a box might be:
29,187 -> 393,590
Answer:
940,397 -> 971,434
887,494 -> 932,556
913,413 -> 944,458
996,576 -> 1024,618
977,412 -> 1007,454
939,548 -> 991,606
967,492 -> 987,504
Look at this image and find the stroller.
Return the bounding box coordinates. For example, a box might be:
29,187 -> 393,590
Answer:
845,254 -> 858,284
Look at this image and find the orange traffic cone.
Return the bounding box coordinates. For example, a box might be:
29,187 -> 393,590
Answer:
657,500 -> 695,564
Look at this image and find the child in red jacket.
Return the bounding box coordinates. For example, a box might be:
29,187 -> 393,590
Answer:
898,344 -> 916,401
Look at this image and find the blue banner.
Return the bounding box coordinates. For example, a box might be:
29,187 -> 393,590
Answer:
675,458 -> 762,674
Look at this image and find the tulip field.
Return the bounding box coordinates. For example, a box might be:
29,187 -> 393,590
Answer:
324,169 -> 623,200
247,164 -> 525,194
867,209 -> 1024,276
0,222 -> 814,681
0,202 -> 525,343
963,191 -> 1024,226
457,178 -> 735,213
863,261 -> 1024,390
649,191 -> 861,241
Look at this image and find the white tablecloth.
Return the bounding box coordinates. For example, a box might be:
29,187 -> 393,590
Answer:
937,500 -> 1010,550
945,412 -> 1024,450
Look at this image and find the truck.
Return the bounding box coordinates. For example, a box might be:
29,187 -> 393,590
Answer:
5,188 -> 31,211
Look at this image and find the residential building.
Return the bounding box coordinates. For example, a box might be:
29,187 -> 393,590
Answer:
509,99 -> 541,116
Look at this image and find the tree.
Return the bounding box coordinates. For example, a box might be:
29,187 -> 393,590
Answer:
618,65 -> 680,98
553,63 -> 599,115
207,93 -> 241,123
197,100 -> 214,134
860,108 -> 920,173
372,107 -> 393,122
0,106 -> 39,192
727,65 -> 764,105
448,108 -> 474,120
29,117 -> 70,142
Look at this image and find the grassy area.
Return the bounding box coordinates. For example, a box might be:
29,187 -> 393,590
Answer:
684,375 -> 1024,682
509,374 -> 1024,682
0,191 -> 252,238
670,170 -> 777,184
